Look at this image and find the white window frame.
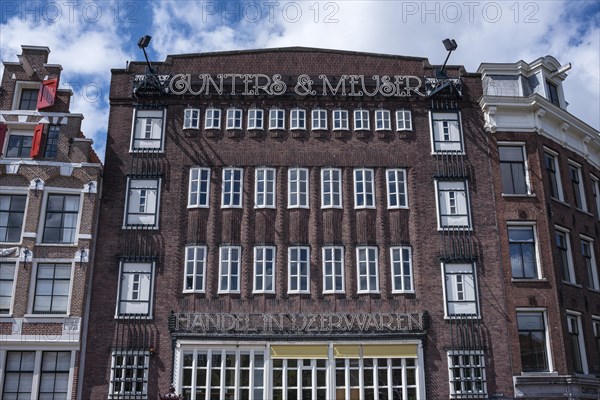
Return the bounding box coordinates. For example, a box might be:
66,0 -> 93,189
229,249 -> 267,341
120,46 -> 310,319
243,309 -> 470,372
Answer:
183,108 -> 200,130
354,168 -> 375,209
353,110 -> 370,131
566,311 -> 588,374
288,246 -> 310,294
115,261 -> 154,318
269,108 -> 285,130
498,142 -> 531,195
581,235 -> 599,290
516,309 -> 553,373
568,161 -> 587,211
508,222 -> 542,280
130,109 -> 165,152
3,128 -> 34,159
322,246 -> 344,294
386,168 -> 408,209
218,246 -> 241,294
31,262 -> 72,315
253,246 -> 276,294
591,175 -> 600,219
593,316 -> 600,363
221,168 -> 243,208
188,167 -> 210,208
11,81 -> 40,110
226,108 -> 243,130
0,261 -> 17,315
429,111 -> 464,154
255,167 -> 276,209
396,109 -> 413,131
183,246 -> 206,293
204,108 -> 221,129
288,167 -> 309,209
447,350 -> 487,398
375,109 -> 391,131
555,226 -> 576,284
435,180 -> 471,230
0,192 -> 28,243
333,109 -> 349,131
543,148 -> 564,201
109,350 -> 149,398
247,108 -> 264,130
442,262 -> 480,318
40,192 -> 82,243
356,246 -> 379,293
311,109 -> 327,130
290,108 -> 306,130
123,178 -> 161,228
321,168 -> 342,209
390,246 -> 413,293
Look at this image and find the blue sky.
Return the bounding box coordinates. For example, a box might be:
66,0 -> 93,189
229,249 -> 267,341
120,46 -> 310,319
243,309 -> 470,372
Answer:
1,0 -> 599,160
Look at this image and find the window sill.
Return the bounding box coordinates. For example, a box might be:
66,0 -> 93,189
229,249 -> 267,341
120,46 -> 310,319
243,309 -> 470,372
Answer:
502,193 -> 536,198
24,314 -> 71,320
575,208 -> 593,217
35,243 -> 78,247
561,281 -> 582,288
114,315 -> 153,320
586,287 -> 600,294
187,205 -> 209,209
511,278 -> 547,283
550,197 -> 570,207
288,206 -> 310,210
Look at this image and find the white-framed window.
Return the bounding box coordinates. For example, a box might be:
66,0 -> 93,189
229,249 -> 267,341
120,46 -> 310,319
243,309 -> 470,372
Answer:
591,175 -> 600,219
543,149 -> 564,201
4,129 -> 34,158
430,111 -> 463,153
593,317 -> 600,364
116,261 -> 154,317
247,108 -> 264,130
546,79 -> 560,106
255,167 -> 276,208
508,224 -> 541,279
32,263 -> 71,314
219,246 -> 241,293
354,110 -> 370,131
396,109 -> 413,131
311,109 -> 327,130
354,168 -> 375,209
0,262 -> 17,314
581,236 -> 599,290
42,194 -> 81,243
290,108 -> 306,130
447,351 -> 487,398
269,108 -> 285,130
356,246 -> 379,293
109,350 -> 149,398
391,246 -> 412,293
288,246 -> 310,294
375,110 -> 391,131
499,144 -> 530,195
253,246 -> 275,293
442,263 -> 479,317
16,86 -> 39,110
188,167 -> 210,208
288,167 -> 309,208
568,162 -> 587,211
183,246 -> 206,293
0,193 -> 27,243
435,180 -> 471,229
321,168 -> 342,208
517,310 -> 551,372
333,109 -> 349,130
226,108 -> 243,130
183,108 -> 200,129
222,168 -> 243,208
322,246 -> 344,293
566,312 -> 588,374
124,178 -> 160,228
204,108 -> 221,129
130,109 -> 165,151
386,169 -> 408,209
555,227 -> 576,284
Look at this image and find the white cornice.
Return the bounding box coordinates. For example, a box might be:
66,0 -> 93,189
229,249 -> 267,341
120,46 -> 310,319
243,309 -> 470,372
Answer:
1,110 -> 83,119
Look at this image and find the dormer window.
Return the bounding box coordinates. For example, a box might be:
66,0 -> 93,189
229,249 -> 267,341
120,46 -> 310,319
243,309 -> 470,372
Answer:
546,80 -> 559,106
19,89 -> 38,110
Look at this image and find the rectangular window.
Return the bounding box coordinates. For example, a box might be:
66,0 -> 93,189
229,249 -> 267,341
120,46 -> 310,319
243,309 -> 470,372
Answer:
219,246 -> 241,293
184,246 -> 206,293
593,318 -> 600,368
323,246 -> 344,293
288,246 -> 310,294
517,311 -> 549,372
391,246 -> 412,293
544,151 -> 563,201
124,179 -> 160,227
254,246 -> 275,293
568,163 -> 587,211
116,262 -> 153,317
396,110 -> 413,131
247,109 -> 264,130
290,108 -> 306,130
448,351 -> 487,398
288,167 -> 309,208
354,168 -> 375,208
567,313 -> 587,374
546,80 -> 560,106
44,125 -> 60,158
443,263 -> 479,317
33,263 -> 71,314
582,237 -> 599,290
333,109 -> 349,130
42,194 -> 80,243
430,112 -> 463,153
226,108 -> 243,130
18,88 -> 39,110
188,167 -> 210,208
556,228 -> 576,283
386,168 -> 408,208
0,194 -> 26,242
269,109 -> 285,130
356,247 -> 379,293
591,176 -> 600,219
222,168 -> 243,208
509,225 -> 539,279
499,145 -> 529,195
131,109 -> 164,151
39,351 -> 70,398
354,110 -> 370,131
183,108 -> 200,129
375,110 -> 391,131
109,351 -> 149,398
311,109 -> 327,130
5,130 -> 33,158
204,108 -> 221,129
2,351 -> 35,398
321,168 -> 342,208
255,167 -> 276,208
0,262 -> 16,314
436,181 -> 471,229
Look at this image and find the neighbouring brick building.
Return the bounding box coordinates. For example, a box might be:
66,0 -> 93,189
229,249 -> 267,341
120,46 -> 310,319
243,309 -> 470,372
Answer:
0,46 -> 103,399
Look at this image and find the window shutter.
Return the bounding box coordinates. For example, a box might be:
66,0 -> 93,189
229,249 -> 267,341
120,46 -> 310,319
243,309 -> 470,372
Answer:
30,124 -> 44,158
0,124 -> 7,155
37,77 -> 59,110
